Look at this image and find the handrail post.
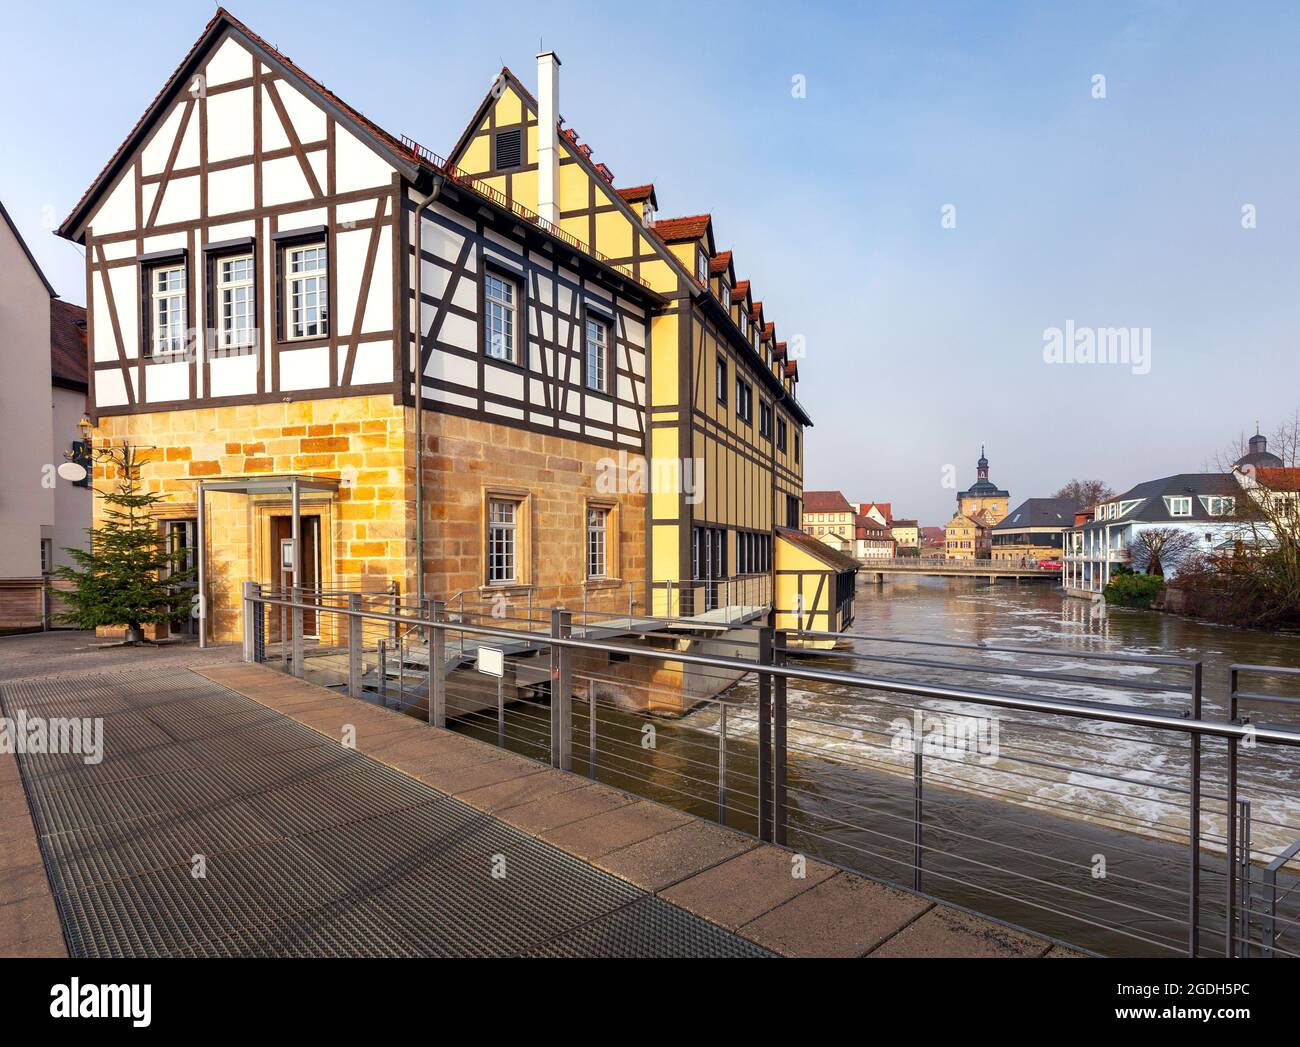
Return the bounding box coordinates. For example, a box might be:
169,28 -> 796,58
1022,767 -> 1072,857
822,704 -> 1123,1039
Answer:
241,581 -> 257,662
347,593 -> 362,698
377,639 -> 388,706
1189,660 -> 1203,957
913,739 -> 924,892
429,600 -> 446,727
1226,669 -> 1239,957
290,585 -> 305,679
717,701 -> 728,826
772,628 -> 787,847
550,608 -> 573,770
757,627 -> 773,842
250,582 -> 265,663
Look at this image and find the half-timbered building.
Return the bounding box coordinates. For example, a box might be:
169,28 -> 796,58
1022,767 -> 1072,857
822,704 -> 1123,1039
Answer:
58,8 -> 829,653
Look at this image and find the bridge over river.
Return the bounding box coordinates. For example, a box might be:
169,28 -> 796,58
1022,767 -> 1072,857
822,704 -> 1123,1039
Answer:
856,558 -> 1062,582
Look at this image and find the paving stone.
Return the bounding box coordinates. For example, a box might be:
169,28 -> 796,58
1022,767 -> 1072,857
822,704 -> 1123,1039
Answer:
0,893 -> 62,952
868,904 -> 1049,958
540,800 -> 692,860
0,860 -> 52,904
494,783 -> 636,834
457,768 -> 592,815
660,844 -> 838,930
0,930 -> 68,958
741,872 -> 932,957
596,820 -> 758,891
416,754 -> 543,796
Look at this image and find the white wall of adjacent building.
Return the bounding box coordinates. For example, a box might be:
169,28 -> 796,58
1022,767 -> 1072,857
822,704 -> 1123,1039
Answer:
0,214 -> 55,581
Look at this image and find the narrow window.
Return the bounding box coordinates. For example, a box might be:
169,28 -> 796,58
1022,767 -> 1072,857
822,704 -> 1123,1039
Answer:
794,433 -> 800,463
148,263 -> 187,356
777,418 -> 787,452
217,253 -> 255,351
585,315 -> 610,393
760,400 -> 772,439
735,378 -> 752,424
488,499 -> 518,583
715,354 -> 727,405
587,506 -> 608,578
285,244 -> 328,339
484,271 -> 519,364
697,250 -> 709,285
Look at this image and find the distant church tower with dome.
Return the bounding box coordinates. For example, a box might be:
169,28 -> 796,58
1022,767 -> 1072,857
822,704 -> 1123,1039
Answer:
1234,427 -> 1284,470
957,446 -> 1011,525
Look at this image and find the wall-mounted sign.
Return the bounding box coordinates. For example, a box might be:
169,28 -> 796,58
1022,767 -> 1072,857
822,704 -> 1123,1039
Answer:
280,539 -> 295,571
476,646 -> 505,678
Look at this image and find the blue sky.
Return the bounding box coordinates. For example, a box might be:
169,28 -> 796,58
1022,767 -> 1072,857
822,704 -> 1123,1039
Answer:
5,1 -> 1299,524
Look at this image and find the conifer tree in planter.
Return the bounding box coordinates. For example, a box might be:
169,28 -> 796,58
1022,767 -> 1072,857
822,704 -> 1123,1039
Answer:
53,446 -> 196,643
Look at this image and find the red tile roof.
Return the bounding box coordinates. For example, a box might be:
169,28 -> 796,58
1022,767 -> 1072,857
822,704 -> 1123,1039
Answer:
859,502 -> 893,524
855,514 -> 892,538
1255,467 -> 1300,492
50,300 -> 88,390
761,322 -> 774,344
652,214 -> 712,243
803,490 -> 854,513
773,341 -> 787,360
783,360 -> 799,379
731,279 -> 750,302
709,250 -> 733,275
616,183 -> 656,206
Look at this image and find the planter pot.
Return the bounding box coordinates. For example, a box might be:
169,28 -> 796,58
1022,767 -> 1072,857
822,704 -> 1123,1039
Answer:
124,625 -> 145,644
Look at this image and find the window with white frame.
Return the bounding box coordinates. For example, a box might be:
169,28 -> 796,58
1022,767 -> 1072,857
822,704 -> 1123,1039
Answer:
484,270 -> 519,363
1207,496 -> 1235,516
487,499 -> 518,584
697,250 -> 708,285
715,353 -> 727,405
285,244 -> 328,339
587,506 -> 609,578
721,285 -> 730,309
739,312 -> 748,337
585,314 -> 609,393
217,254 -> 255,351
149,264 -> 187,356
759,400 -> 772,439
735,376 -> 753,424
1167,496 -> 1193,517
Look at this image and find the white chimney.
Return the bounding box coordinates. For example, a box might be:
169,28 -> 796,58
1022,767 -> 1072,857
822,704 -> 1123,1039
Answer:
537,51 -> 561,227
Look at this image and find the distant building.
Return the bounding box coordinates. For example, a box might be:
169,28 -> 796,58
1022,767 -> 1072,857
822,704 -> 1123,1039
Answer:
891,518 -> 920,553
855,514 -> 895,559
858,502 -> 892,527
803,491 -> 856,550
956,446 -> 1010,526
944,512 -> 990,560
1062,474 -> 1247,595
920,526 -> 946,555
1235,430 -> 1284,470
991,498 -> 1078,563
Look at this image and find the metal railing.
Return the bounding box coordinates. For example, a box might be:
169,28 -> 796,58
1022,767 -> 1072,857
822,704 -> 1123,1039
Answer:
649,575 -> 773,620
242,583 -> 1300,958
859,557 -> 1061,572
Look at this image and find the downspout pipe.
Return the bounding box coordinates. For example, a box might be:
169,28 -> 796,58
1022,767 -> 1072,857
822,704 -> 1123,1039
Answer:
412,173 -> 445,606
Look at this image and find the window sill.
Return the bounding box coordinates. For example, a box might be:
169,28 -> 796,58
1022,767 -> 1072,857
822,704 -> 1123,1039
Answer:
583,578 -> 621,590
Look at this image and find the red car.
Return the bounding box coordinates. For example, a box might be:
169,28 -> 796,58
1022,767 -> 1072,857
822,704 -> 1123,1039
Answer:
1038,558 -> 1062,570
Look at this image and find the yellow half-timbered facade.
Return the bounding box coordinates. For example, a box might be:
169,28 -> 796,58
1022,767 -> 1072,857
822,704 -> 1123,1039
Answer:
58,9 -> 825,654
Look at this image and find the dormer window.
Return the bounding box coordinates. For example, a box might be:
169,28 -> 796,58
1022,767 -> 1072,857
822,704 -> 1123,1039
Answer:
739,312 -> 748,337
721,285 -> 730,310
642,203 -> 655,227
697,250 -> 708,285
1167,496 -> 1193,517
1206,496 -> 1235,516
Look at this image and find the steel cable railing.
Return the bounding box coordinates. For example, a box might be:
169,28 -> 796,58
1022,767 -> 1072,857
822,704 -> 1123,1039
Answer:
242,583 -> 1300,958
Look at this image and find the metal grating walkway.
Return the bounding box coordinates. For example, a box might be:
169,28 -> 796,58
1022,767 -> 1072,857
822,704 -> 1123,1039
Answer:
1,669 -> 770,958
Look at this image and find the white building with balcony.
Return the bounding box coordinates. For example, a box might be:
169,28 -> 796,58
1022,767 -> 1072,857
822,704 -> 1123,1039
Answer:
1062,473 -> 1251,597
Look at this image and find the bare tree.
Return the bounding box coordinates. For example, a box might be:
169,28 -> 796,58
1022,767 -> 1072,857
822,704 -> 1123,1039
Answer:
1053,479 -> 1114,507
1271,410 -> 1300,468
1128,527 -> 1201,577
